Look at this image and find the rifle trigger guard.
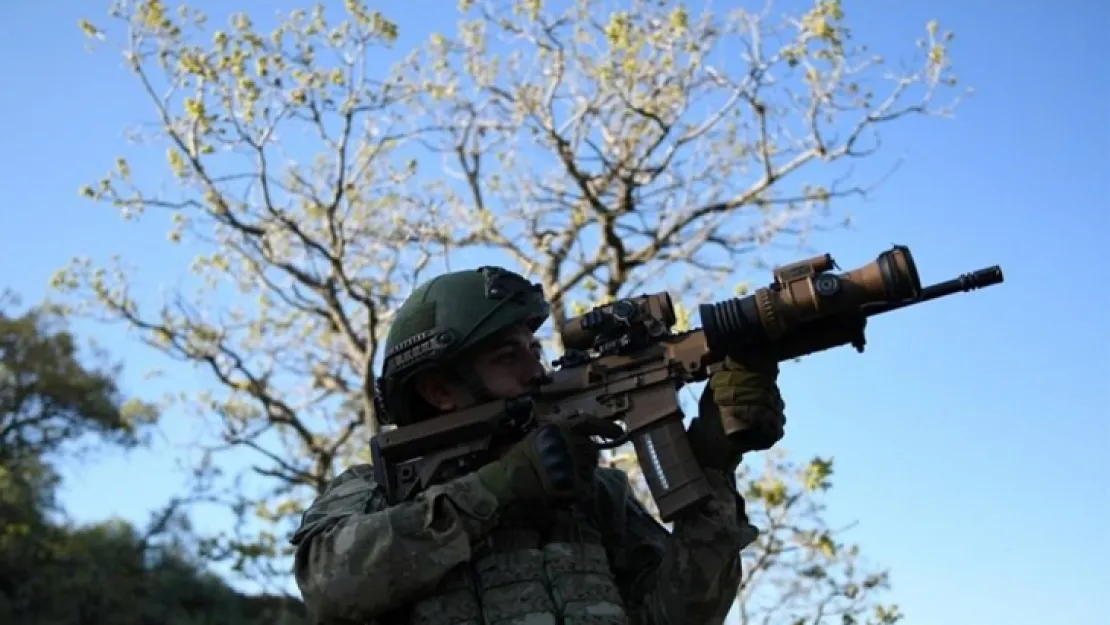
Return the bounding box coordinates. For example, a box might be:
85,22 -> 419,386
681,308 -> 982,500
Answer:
594,427 -> 630,450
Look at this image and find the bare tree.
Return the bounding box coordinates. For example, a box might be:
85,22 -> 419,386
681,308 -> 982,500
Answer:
60,0 -> 963,619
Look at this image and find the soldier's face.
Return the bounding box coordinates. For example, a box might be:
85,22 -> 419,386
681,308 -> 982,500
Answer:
468,324 -> 547,400
415,324 -> 546,412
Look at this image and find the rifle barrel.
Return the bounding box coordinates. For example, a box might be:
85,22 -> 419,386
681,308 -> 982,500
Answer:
864,265 -> 1004,317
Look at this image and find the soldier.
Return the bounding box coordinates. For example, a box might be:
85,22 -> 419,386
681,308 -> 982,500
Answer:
290,266 -> 787,625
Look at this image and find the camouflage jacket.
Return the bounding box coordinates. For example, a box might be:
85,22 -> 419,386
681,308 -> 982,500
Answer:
290,464 -> 757,625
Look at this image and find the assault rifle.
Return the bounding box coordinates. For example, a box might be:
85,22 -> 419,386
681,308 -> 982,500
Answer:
370,245 -> 1004,522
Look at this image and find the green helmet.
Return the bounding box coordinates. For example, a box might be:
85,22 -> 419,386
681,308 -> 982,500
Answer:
377,266 -> 550,425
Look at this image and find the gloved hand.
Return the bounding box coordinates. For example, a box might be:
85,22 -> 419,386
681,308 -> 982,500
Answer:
476,416 -> 622,507
688,354 -> 786,470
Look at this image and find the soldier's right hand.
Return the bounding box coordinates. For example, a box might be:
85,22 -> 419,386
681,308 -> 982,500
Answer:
477,416 -> 622,506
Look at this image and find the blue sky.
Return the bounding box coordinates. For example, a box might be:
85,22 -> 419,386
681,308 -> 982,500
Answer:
1,1 -> 1107,624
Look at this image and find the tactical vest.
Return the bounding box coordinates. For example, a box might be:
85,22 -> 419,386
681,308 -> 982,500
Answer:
401,505 -> 628,625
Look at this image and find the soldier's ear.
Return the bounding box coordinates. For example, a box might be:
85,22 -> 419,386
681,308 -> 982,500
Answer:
413,370 -> 458,411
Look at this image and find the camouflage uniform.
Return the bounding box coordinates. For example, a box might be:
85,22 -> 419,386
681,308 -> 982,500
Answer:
290,267 -> 765,625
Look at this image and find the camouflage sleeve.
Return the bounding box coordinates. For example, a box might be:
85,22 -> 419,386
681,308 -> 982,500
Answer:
289,464 -> 503,622
595,466 -> 757,625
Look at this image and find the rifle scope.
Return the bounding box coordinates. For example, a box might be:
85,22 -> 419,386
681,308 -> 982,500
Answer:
698,245 -> 919,347
558,245 -> 1003,359
561,292 -> 678,351
698,244 -> 1004,354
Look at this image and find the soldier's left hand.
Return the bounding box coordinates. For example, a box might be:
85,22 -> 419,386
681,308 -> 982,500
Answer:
688,354 -> 786,469
708,354 -> 786,451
